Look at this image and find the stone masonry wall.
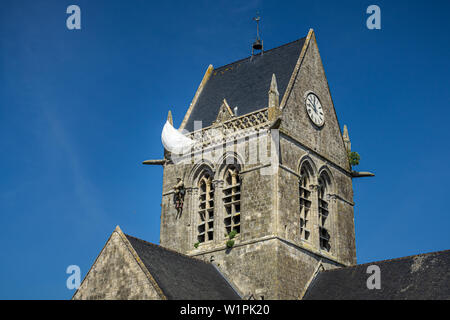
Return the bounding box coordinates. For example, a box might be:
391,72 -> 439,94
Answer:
277,136 -> 356,266
274,240 -> 341,299
159,162 -> 193,252
161,133 -> 275,255
73,231 -> 161,300
193,238 -> 341,300
281,32 -> 350,171
194,239 -> 279,299
276,31 -> 356,266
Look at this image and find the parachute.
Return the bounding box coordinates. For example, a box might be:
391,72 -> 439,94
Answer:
161,121 -> 195,155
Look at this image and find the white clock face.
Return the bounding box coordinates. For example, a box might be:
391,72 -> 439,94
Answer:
306,93 -> 325,127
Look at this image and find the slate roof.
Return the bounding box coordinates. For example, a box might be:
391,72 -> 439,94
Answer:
303,250 -> 450,300
183,37 -> 306,132
125,234 -> 241,300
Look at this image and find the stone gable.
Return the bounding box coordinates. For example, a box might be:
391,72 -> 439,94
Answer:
73,230 -> 162,300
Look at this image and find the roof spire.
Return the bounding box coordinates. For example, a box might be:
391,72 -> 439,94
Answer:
343,125 -> 351,152
268,74 -> 279,107
167,110 -> 173,126
252,13 -> 263,56
268,74 -> 281,120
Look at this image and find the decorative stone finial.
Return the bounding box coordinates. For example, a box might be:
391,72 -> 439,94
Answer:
167,110 -> 173,126
268,74 -> 280,120
213,99 -> 235,125
343,125 -> 351,152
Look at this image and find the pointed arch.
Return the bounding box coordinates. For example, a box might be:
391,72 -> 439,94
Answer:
298,156 -> 316,242
298,155 -> 318,181
197,167 -> 215,244
187,160 -> 215,188
318,165 -> 335,194
186,161 -> 216,244
317,166 -> 334,252
217,151 -> 244,179
218,152 -> 243,237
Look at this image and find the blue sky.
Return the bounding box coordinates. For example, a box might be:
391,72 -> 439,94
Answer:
0,0 -> 449,299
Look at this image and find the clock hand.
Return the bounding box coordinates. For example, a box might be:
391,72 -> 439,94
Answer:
313,96 -> 318,111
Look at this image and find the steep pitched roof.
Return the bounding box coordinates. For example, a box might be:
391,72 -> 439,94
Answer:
303,250 -> 450,300
183,37 -> 306,132
125,234 -> 241,300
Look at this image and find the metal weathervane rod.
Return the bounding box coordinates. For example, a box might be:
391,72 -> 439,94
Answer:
252,12 -> 263,55
253,14 -> 261,40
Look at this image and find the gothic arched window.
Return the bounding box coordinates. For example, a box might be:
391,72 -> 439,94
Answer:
223,165 -> 241,236
318,174 -> 331,252
198,172 -> 214,243
299,168 -> 311,241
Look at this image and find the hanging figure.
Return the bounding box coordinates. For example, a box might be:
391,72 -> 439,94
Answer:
173,178 -> 185,218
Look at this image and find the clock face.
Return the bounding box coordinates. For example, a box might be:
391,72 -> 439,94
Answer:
306,93 -> 325,127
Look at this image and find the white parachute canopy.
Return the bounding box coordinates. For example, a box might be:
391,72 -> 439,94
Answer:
161,120 -> 195,154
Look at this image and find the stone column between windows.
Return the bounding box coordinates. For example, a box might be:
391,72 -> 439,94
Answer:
190,187 -> 199,248
309,183 -> 320,251
328,194 -> 338,258
212,179 -> 224,246
185,187 -> 196,250
237,172 -> 244,242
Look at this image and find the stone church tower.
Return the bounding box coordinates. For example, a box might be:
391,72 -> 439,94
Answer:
73,28 -> 450,301
149,29 -> 365,299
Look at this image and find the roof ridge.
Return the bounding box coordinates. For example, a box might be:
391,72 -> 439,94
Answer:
213,37 -> 306,72
124,233 -> 212,266
321,249 -> 450,273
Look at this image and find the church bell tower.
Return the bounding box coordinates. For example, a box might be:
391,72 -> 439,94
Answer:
144,28 -> 373,299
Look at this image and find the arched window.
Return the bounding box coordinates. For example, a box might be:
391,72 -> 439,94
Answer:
299,167 -> 311,241
198,171 -> 214,243
318,174 -> 331,252
223,165 -> 241,236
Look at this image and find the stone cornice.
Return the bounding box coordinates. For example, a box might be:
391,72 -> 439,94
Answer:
188,234 -> 350,267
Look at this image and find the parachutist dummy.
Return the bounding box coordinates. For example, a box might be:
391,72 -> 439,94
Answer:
173,178 -> 185,218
